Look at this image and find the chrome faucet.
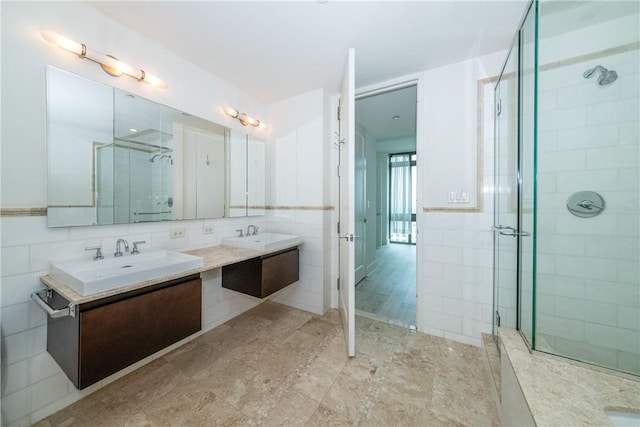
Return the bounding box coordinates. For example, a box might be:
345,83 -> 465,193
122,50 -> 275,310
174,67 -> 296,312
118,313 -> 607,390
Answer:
247,225 -> 259,236
114,239 -> 129,257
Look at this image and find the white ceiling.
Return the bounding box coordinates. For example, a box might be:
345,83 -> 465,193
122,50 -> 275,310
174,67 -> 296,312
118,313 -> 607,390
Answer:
356,85 -> 417,142
90,0 -> 529,104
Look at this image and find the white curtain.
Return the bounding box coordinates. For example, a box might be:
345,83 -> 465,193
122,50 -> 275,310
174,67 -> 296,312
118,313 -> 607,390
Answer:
389,154 -> 412,237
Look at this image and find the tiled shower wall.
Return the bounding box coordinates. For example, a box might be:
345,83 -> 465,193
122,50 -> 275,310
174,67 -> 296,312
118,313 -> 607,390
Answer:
535,44 -> 639,373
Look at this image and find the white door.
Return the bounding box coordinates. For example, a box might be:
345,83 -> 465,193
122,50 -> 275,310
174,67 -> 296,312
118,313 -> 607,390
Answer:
354,130 -> 366,284
338,48 -> 356,357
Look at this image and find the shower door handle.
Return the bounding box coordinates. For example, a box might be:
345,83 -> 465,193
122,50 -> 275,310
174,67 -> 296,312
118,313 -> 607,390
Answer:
492,225 -> 531,237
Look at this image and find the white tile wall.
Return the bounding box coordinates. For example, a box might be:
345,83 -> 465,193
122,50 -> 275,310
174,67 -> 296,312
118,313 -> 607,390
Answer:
0,213 -> 303,426
421,211 -> 494,347
535,46 -> 639,373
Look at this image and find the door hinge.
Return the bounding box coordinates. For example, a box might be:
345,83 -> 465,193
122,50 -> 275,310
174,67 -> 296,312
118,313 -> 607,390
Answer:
337,164 -> 340,178
337,278 -> 340,290
495,311 -> 501,327
337,221 -> 340,234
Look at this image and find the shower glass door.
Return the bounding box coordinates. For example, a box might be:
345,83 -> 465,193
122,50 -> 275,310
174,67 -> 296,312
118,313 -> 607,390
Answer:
493,39 -> 520,335
493,1 -> 536,341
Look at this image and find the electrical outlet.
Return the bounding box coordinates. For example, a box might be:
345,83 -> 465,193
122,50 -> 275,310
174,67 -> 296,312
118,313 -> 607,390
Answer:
203,225 -> 215,235
170,228 -> 186,239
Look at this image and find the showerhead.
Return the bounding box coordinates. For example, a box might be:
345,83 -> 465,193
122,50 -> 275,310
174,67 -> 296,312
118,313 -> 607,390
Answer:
583,65 -> 618,86
149,154 -> 161,163
597,70 -> 618,86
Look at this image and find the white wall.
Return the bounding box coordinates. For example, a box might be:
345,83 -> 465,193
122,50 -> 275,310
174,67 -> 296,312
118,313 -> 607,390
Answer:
265,88 -> 330,315
422,55 -> 495,209
419,51 -> 505,346
0,2 -> 287,425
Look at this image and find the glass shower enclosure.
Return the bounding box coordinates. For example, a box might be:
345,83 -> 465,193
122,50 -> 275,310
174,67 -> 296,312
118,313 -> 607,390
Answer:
494,0 -> 639,376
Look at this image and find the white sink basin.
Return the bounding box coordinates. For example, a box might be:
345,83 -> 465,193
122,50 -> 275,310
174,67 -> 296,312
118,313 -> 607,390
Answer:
606,410 -> 640,427
222,233 -> 301,251
50,250 -> 203,296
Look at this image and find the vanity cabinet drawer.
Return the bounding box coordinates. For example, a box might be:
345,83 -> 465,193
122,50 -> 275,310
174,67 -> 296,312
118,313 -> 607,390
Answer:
47,275 -> 201,389
222,247 -> 299,298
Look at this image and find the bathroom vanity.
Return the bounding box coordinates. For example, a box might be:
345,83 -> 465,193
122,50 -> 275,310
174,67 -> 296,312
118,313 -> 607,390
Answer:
37,238 -> 302,389
41,275 -> 201,389
222,247 -> 299,298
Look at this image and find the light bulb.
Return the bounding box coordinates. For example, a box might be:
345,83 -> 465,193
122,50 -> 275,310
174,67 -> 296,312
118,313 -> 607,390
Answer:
140,71 -> 168,89
242,114 -> 259,127
40,30 -> 84,56
225,107 -> 240,118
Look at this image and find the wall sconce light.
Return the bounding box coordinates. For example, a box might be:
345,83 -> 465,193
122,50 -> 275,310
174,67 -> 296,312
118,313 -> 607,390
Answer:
224,107 -> 265,128
40,30 -> 168,89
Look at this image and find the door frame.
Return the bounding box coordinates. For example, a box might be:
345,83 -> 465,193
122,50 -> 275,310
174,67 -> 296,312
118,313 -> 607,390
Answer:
353,74 -> 423,331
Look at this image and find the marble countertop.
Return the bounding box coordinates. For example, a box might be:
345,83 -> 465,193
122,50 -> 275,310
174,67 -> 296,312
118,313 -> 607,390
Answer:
40,241 -> 303,306
500,328 -> 640,426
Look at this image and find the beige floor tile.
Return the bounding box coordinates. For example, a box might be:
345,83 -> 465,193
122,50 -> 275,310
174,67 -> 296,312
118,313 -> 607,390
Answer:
305,403 -> 353,427
40,302 -> 498,427
262,388 -> 320,426
143,379 -> 247,426
320,354 -> 381,424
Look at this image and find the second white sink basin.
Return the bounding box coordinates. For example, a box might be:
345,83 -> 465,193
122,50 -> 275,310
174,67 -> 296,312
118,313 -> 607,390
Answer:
50,250 -> 204,296
223,233 -> 302,252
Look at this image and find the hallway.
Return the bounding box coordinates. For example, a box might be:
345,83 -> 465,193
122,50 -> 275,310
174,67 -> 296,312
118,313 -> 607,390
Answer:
355,243 -> 416,328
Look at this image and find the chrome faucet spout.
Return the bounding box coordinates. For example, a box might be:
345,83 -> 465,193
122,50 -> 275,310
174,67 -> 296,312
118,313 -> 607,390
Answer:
115,239 -> 129,257
247,225 -> 258,236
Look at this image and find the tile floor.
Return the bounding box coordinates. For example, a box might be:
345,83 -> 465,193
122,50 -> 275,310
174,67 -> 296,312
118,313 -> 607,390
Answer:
35,301 -> 499,426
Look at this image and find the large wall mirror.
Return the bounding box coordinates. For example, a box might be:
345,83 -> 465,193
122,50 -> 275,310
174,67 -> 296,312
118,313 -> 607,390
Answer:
46,66 -> 265,227
228,130 -> 265,217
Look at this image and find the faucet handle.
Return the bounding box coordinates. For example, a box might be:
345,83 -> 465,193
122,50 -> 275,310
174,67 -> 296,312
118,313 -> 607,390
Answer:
85,246 -> 104,260
235,229 -> 244,237
131,241 -> 146,255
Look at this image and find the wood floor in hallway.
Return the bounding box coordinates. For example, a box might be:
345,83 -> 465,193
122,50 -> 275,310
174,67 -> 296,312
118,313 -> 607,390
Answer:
355,243 -> 416,328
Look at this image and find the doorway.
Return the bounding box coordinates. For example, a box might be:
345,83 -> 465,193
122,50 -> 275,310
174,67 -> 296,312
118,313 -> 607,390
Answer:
353,85 -> 417,328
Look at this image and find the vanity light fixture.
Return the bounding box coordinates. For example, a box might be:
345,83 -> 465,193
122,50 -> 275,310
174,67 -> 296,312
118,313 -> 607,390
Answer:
40,30 -> 168,89
224,107 -> 265,128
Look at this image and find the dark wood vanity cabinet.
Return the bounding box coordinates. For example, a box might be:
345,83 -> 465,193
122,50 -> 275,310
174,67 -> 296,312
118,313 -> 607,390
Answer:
47,275 -> 201,389
222,247 -> 299,298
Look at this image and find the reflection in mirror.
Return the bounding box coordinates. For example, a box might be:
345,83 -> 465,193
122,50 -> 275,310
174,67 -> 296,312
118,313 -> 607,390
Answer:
173,115 -> 226,220
112,91 -> 177,223
46,66 -> 233,227
227,130 -> 265,217
47,67 -> 113,227
228,130 -> 247,217
247,135 -> 265,216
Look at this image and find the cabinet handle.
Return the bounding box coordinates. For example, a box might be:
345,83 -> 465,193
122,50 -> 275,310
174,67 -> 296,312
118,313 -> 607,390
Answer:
31,289 -> 76,318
